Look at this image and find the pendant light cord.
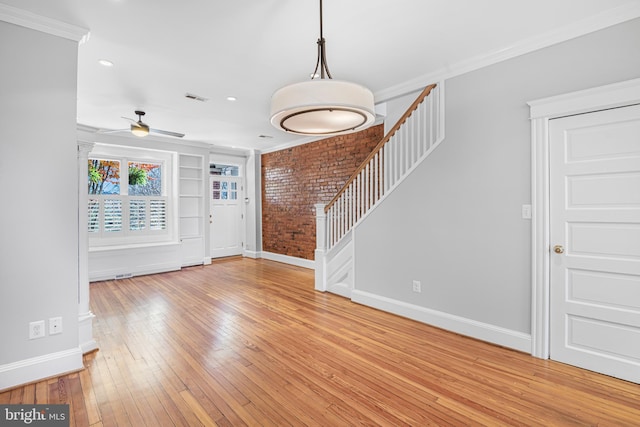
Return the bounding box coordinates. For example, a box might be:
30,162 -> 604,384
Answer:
313,0 -> 332,80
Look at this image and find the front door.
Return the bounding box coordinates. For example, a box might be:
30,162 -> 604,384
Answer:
209,176 -> 243,258
549,104 -> 640,383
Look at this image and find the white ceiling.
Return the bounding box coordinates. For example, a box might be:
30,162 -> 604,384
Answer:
3,0 -> 639,151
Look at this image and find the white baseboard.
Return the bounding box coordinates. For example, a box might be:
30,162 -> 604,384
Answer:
260,252 -> 315,270
0,348 -> 83,392
352,290 -> 532,353
80,339 -> 99,355
89,263 -> 181,282
78,311 -> 98,354
243,250 -> 260,259
327,282 -> 351,299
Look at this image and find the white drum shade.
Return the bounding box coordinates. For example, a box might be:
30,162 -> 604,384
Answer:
270,79 -> 375,135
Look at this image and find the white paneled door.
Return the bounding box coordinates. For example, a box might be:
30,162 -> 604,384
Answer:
210,176 -> 243,259
549,104 -> 640,383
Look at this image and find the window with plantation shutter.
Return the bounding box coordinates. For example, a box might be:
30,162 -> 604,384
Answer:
88,153 -> 173,247
88,199 -> 100,233
104,199 -> 123,233
150,199 -> 167,230
129,199 -> 146,231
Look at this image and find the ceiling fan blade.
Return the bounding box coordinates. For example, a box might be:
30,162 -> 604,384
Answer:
98,128 -> 129,134
150,128 -> 185,138
121,116 -> 139,124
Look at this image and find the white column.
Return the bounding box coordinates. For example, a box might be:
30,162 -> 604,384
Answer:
78,141 -> 98,354
314,203 -> 327,292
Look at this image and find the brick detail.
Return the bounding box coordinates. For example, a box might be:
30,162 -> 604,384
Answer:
261,124 -> 384,261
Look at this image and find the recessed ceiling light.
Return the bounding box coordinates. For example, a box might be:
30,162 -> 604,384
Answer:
226,96 -> 237,102
98,59 -> 114,67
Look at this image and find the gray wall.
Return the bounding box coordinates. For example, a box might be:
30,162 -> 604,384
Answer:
355,18 -> 640,335
0,22 -> 80,364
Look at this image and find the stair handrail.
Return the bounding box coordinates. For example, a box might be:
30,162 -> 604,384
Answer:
324,83 -> 437,213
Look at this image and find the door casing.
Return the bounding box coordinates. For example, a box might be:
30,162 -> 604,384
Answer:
527,78 -> 640,359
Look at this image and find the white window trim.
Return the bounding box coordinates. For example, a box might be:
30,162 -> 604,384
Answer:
88,144 -> 178,249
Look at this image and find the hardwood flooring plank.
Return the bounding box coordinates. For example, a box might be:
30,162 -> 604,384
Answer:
34,380 -> 48,405
19,383 -> 35,404
79,353 -> 104,426
178,389 -> 217,426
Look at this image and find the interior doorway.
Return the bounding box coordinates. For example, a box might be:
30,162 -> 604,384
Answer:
528,78 -> 640,384
548,104 -> 640,383
209,163 -> 243,259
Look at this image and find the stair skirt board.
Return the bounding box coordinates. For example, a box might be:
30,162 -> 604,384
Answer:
352,290 -> 532,353
325,234 -> 355,298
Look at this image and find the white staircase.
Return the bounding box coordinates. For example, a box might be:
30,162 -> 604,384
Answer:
315,83 -> 445,296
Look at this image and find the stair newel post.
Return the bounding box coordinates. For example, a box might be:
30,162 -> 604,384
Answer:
314,203 -> 327,291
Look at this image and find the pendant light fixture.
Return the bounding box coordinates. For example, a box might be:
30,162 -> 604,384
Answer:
270,0 -> 375,136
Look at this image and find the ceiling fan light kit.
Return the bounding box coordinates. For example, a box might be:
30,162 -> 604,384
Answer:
109,110 -> 185,138
130,110 -> 150,137
130,125 -> 150,138
270,0 -> 374,136
130,125 -> 149,137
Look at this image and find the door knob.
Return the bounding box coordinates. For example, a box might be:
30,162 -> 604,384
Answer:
553,245 -> 564,254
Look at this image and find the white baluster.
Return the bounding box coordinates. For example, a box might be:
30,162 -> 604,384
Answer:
368,161 -> 373,211
358,169 -> 363,219
352,174 -> 357,223
362,165 -> 367,211
348,183 -> 352,230
380,149 -> 384,197
430,87 -> 435,148
373,153 -> 379,205
332,204 -> 336,248
423,99 -> 429,153
339,196 -> 343,240
410,115 -> 415,167
352,181 -> 356,227
393,134 -> 399,185
342,193 -> 346,237
403,126 -> 408,176
400,128 -> 405,178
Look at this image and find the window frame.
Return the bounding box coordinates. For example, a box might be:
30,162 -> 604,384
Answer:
88,145 -> 177,249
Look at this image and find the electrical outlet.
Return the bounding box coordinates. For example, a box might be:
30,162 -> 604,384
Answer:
412,280 -> 422,293
49,317 -> 63,335
29,320 -> 46,339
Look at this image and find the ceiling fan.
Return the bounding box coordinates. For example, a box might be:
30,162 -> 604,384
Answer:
101,110 -> 185,138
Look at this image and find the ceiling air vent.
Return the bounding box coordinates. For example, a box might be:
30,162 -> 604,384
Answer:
185,93 -> 208,102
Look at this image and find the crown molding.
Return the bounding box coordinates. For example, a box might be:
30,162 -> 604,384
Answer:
0,3 -> 89,42
375,2 -> 640,102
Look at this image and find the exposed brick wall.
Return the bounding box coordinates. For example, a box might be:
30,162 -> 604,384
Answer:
262,124 -> 384,260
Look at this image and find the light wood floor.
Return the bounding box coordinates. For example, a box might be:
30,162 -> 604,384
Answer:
2,258 -> 640,426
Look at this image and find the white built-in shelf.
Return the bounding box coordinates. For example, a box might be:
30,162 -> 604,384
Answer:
179,154 -> 205,266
